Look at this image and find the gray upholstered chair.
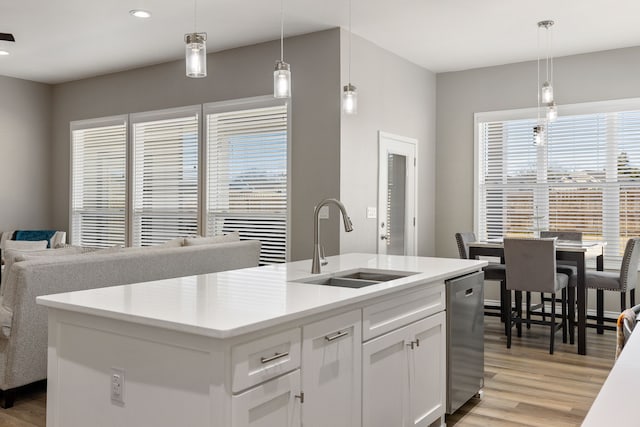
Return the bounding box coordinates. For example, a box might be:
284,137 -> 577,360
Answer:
455,232 -> 506,320
540,230 -> 583,242
504,238 -> 569,354
538,231 -> 581,343
571,237 -> 640,334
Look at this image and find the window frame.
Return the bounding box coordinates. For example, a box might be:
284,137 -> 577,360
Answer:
474,97 -> 640,268
69,115 -> 128,247
203,95 -> 291,263
128,105 -> 202,247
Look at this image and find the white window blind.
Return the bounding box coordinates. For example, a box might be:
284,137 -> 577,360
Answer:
206,101 -> 288,265
477,107 -> 640,267
131,109 -> 199,246
71,118 -> 127,247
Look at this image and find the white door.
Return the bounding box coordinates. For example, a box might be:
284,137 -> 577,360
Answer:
362,327 -> 409,427
407,312 -> 446,427
301,310 -> 362,427
377,131 -> 417,256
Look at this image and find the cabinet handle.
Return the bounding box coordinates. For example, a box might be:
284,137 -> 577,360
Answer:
324,330 -> 349,342
260,351 -> 289,364
406,339 -> 420,350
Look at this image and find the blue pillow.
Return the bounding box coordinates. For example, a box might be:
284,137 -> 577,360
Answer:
13,230 -> 57,248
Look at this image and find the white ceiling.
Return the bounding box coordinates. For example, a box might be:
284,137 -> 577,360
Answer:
2,0 -> 640,84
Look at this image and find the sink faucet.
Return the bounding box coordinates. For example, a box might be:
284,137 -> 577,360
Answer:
312,198 -> 354,274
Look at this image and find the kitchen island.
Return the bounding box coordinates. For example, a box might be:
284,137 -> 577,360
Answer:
37,253 -> 486,427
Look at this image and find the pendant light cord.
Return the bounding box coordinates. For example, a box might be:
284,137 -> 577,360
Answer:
280,0 -> 284,61
194,0 -> 197,32
536,25 -> 540,122
348,0 -> 352,84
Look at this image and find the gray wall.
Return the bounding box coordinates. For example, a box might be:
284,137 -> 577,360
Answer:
50,29 -> 341,260
340,30 -> 436,256
436,46 -> 640,310
0,76 -> 52,230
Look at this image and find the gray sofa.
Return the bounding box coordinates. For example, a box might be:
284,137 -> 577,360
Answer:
0,239 -> 261,407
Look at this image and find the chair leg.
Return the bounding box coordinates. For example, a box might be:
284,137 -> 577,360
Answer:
540,292 -> 546,322
568,287 -> 575,345
516,291 -> 523,337
506,290 -> 512,349
550,292 -> 556,355
631,289 -> 636,307
526,292 -> 531,329
500,280 -> 507,323
621,291 -> 627,311
596,289 -> 604,335
562,288 -> 567,344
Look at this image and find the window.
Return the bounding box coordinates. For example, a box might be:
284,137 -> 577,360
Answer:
131,107 -> 200,246
476,99 -> 640,267
69,97 -> 289,263
205,98 -> 289,264
71,117 -> 127,247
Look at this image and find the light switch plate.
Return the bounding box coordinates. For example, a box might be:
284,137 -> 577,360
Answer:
319,205 -> 329,219
367,207 -> 377,219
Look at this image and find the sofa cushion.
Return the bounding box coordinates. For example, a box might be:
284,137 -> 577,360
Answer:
183,231 -> 240,246
2,246 -> 96,297
14,230 -> 57,249
156,237 -> 185,248
4,240 -> 48,251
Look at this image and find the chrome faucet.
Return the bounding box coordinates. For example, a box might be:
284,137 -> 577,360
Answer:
311,198 -> 354,273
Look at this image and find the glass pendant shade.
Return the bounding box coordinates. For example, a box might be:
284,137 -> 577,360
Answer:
533,124 -> 545,146
541,81 -> 553,104
185,33 -> 207,78
547,102 -> 558,122
343,84 -> 358,115
274,60 -> 291,98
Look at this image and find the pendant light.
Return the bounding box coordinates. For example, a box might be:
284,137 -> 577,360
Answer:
534,19 -> 556,145
273,0 -> 291,98
185,0 -> 207,78
342,0 -> 357,115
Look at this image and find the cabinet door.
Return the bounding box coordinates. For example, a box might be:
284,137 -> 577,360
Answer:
302,310 -> 361,427
232,370 -> 301,427
362,326 -> 409,427
407,312 -> 446,427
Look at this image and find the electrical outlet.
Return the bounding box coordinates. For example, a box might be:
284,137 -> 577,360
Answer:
111,368 -> 125,404
367,207 -> 377,219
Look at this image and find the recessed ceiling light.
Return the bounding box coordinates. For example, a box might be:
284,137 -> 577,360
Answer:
0,50 -> 9,56
129,9 -> 151,19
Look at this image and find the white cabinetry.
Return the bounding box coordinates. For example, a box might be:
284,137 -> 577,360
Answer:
362,290 -> 446,427
232,370 -> 301,427
301,310 -> 361,427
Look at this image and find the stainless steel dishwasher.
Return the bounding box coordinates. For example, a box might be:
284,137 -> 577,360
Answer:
445,271 -> 485,414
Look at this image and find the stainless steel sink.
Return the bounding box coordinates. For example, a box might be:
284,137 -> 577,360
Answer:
295,268 -> 418,289
302,277 -> 380,288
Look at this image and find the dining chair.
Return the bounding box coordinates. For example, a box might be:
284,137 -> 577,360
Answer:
455,232 -> 506,320
571,237 -> 640,334
504,238 -> 569,354
538,231 -> 581,343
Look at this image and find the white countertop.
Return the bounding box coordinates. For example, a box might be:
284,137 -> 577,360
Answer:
582,324 -> 640,426
37,253 -> 485,339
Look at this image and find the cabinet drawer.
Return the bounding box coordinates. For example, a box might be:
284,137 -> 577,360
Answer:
232,327 -> 301,393
362,283 -> 445,341
232,369 -> 301,427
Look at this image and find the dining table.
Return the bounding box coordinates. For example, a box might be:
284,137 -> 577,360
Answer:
468,239 -> 606,355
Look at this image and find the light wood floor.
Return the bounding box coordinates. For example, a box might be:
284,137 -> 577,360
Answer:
446,316 -> 616,426
0,316 -> 615,427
